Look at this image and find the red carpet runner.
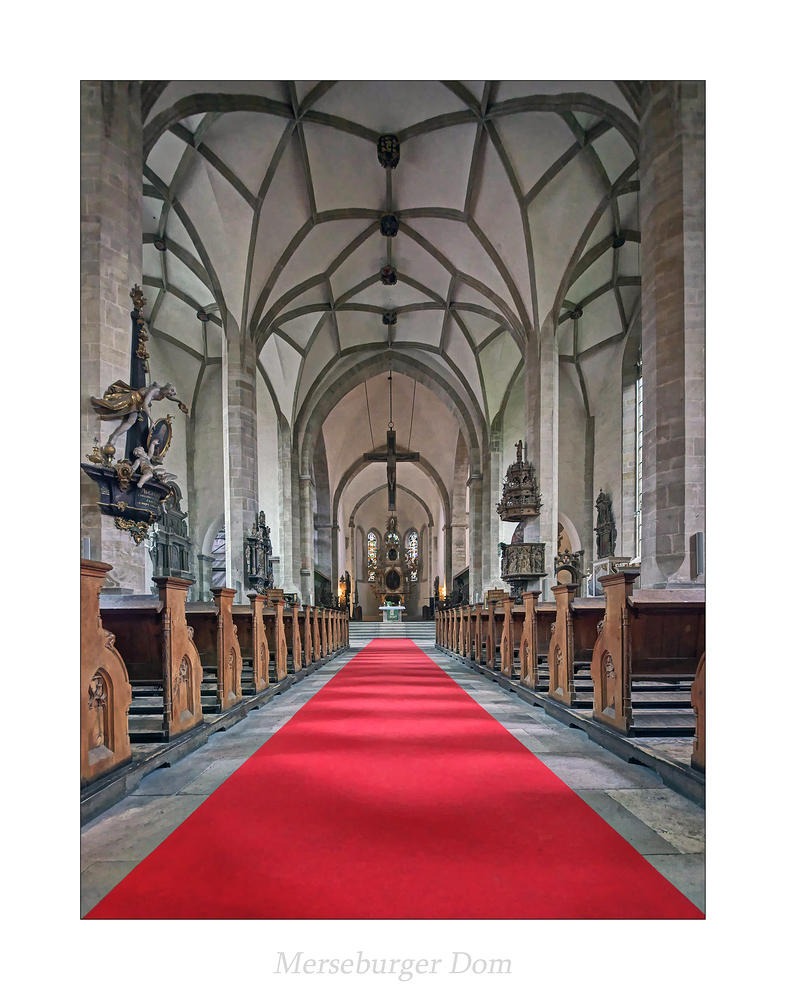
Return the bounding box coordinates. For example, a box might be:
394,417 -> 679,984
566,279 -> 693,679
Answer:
87,639 -> 702,919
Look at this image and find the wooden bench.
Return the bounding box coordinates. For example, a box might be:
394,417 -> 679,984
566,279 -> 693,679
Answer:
185,587 -> 243,715
100,576 -> 204,742
265,593 -> 288,683
547,585 -> 605,707
81,560 -> 133,784
231,594 -> 270,696
590,571 -> 705,736
691,653 -> 705,772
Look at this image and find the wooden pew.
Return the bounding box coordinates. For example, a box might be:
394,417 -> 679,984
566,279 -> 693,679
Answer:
590,571 -> 705,735
267,592 -> 288,682
546,586 -> 605,707
232,594 -> 269,695
320,606 -> 328,658
81,560 -> 133,785
519,591 -> 541,689
185,587 -> 242,714
499,597 -> 514,676
472,604 -> 482,661
691,653 -> 705,772
101,576 -> 204,741
312,605 -> 321,661
303,605 -> 312,667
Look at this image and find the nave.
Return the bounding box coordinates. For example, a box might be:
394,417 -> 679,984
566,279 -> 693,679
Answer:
81,634 -> 704,919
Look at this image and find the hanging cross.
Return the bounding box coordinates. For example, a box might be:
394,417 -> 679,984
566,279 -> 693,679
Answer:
363,429 -> 419,510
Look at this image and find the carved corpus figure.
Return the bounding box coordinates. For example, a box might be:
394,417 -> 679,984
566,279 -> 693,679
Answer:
90,380 -> 188,450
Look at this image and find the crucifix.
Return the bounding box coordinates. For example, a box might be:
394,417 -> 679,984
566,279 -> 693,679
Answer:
363,369 -> 419,510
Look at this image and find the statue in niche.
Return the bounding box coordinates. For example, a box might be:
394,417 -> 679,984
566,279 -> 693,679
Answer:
595,490 -> 617,559
90,380 -> 188,452
434,576 -> 440,602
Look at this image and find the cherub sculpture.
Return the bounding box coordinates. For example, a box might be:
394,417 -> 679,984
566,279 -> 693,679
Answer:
130,444 -> 178,488
90,380 -> 188,452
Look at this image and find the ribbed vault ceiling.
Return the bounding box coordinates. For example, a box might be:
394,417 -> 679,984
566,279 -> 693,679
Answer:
141,81 -> 641,450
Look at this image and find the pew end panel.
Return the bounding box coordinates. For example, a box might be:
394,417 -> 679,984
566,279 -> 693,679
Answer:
691,652 -> 705,772
154,576 -> 204,736
590,572 -> 639,733
81,560 -> 133,786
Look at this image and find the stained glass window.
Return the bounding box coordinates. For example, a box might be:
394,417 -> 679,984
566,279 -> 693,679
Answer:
405,530 -> 418,582
367,531 -> 378,581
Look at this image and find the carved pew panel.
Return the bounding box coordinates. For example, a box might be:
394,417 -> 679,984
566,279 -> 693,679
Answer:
548,584 -> 579,705
590,571 -> 638,733
320,607 -> 328,659
520,591 -> 541,689
268,596 -> 288,682
81,560 -> 133,785
312,606 -> 321,661
102,582 -> 203,741
499,598 -> 513,677
186,589 -> 242,713
691,653 -> 705,772
303,606 -> 312,667
236,595 -> 270,694
155,577 -> 204,735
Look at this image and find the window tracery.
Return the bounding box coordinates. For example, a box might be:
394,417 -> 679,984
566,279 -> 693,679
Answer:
405,529 -> 418,582
367,530 -> 379,581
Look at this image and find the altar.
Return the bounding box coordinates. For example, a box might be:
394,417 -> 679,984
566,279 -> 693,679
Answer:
380,604 -> 406,623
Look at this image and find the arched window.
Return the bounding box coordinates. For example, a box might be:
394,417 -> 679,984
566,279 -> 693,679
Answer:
367,530 -> 379,581
211,526 -> 226,588
405,529 -> 418,582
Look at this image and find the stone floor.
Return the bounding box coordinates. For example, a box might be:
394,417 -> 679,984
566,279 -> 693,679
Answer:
81,643 -> 705,917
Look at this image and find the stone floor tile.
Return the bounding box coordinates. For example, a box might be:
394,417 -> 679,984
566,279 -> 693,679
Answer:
505,729 -> 551,753
606,788 -> 705,853
642,853 -> 705,912
81,794 -> 209,865
533,752 -> 665,790
178,758 -> 248,794
80,861 -> 139,917
574,790 -> 681,855
129,755 -> 215,796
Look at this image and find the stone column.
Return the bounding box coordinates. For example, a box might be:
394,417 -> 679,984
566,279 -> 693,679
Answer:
277,420 -> 299,594
486,425 -> 506,591
467,473 -> 483,602
331,522 -> 340,592
299,475 -> 315,605
639,81 -> 705,587
222,319 -> 258,603
521,322 -> 559,596
348,518 -> 356,615
81,81 -> 145,593
443,523 -> 453,592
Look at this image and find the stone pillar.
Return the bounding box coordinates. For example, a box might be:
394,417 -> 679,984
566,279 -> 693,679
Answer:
277,420 -> 298,594
222,319 -> 258,604
486,425 -> 506,591
467,473 -> 483,602
299,475 -> 315,605
444,524 -> 453,591
522,322 -> 559,596
331,522 -> 340,592
80,81 -> 145,593
639,81 -> 705,587
348,518 -> 356,614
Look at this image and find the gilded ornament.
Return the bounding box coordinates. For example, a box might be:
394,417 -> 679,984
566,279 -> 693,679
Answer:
114,460 -> 133,491
114,517 -> 150,545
